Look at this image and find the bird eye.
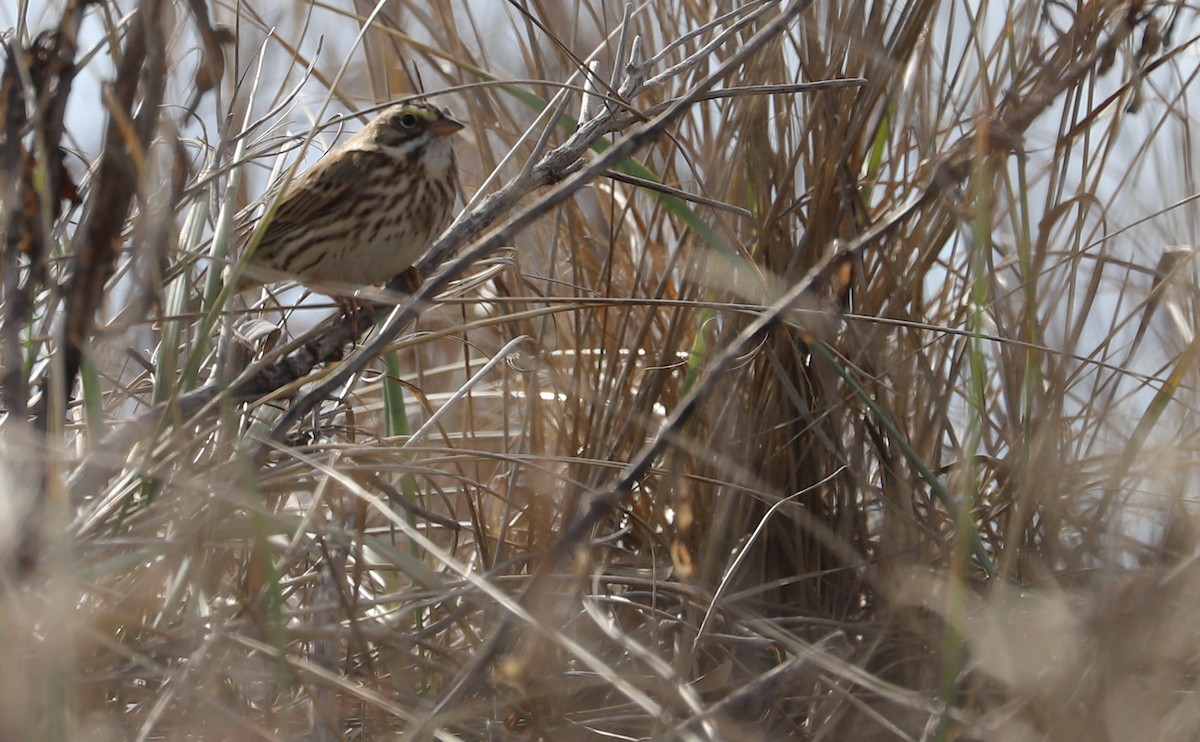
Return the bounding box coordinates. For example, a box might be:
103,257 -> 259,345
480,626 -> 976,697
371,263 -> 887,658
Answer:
399,112 -> 419,128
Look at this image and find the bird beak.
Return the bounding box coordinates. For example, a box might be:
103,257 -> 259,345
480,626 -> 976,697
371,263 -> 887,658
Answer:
430,114 -> 465,137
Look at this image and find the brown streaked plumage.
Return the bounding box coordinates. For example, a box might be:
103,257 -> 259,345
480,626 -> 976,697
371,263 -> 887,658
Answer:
236,101 -> 463,295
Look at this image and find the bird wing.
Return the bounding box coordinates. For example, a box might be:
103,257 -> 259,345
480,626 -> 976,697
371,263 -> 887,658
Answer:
247,149 -> 372,262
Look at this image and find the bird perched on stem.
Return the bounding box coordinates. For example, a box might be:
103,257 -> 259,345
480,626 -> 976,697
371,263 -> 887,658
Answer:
233,100 -> 464,303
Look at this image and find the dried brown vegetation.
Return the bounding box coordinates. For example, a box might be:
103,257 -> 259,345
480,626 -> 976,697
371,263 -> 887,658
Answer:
3,0 -> 1200,739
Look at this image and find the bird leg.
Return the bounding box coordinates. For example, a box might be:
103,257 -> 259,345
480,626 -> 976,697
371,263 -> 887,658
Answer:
334,266 -> 423,324
335,295 -> 377,328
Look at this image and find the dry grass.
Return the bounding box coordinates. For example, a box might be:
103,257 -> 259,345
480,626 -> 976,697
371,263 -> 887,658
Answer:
3,0 -> 1200,739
